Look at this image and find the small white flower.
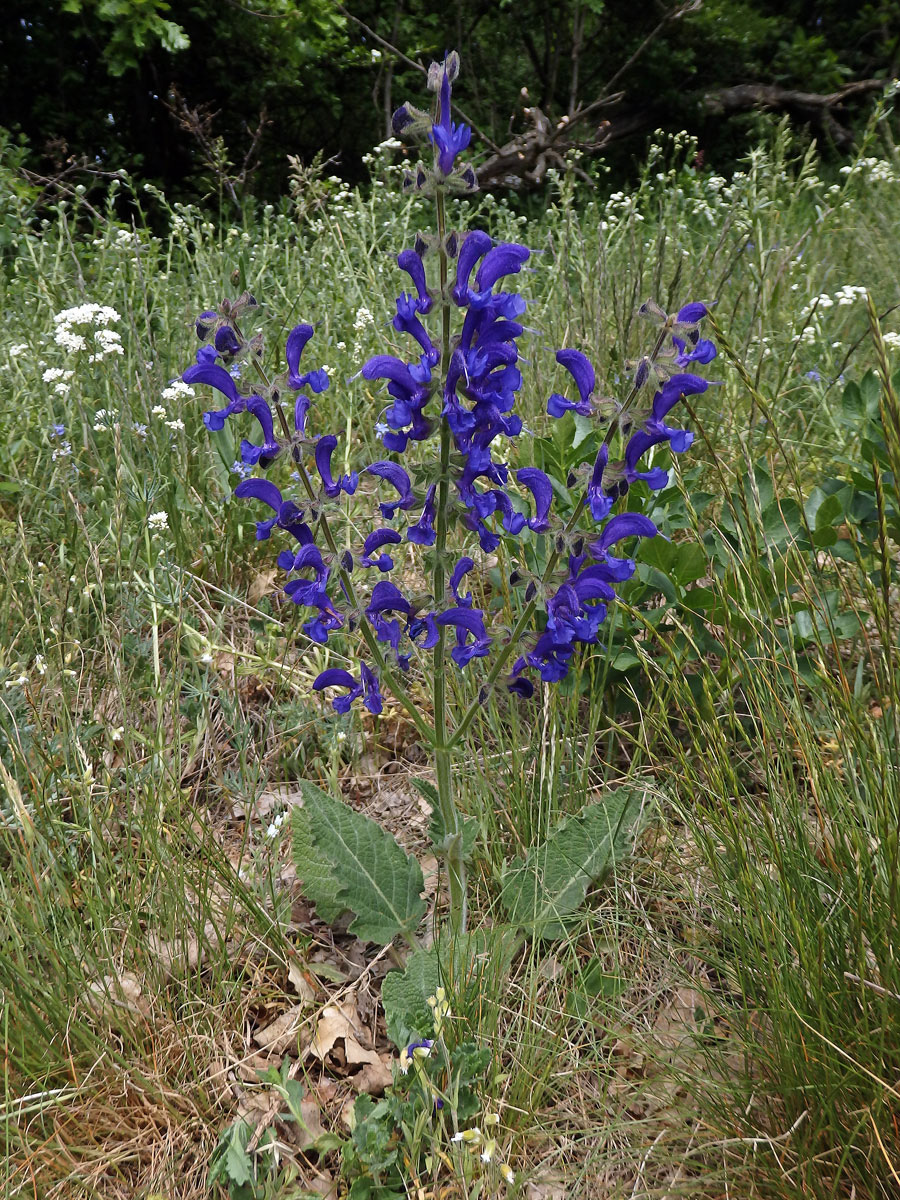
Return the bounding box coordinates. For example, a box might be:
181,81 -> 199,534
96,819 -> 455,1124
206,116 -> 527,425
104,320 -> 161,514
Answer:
199,651 -> 214,665
34,654 -> 47,675
500,1164 -> 514,1184
54,329 -> 88,352
353,306 -> 374,331
111,725 -> 125,741
147,511 -> 169,531
882,331 -> 900,348
161,380 -> 195,402
151,405 -> 167,418
54,382 -> 70,397
9,343 -> 28,356
165,418 -> 185,431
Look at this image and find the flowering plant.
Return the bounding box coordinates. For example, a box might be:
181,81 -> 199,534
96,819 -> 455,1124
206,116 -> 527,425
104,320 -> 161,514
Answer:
180,51 -> 715,941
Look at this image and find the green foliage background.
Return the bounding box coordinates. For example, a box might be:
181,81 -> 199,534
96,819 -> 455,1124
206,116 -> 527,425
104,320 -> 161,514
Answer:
0,0 -> 896,202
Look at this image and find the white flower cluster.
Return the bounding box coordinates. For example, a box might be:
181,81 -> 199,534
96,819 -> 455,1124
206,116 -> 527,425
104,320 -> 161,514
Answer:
43,366 -> 75,397
833,284 -> 868,306
92,407 -> 119,432
147,511 -> 169,531
839,156 -> 900,185
161,380 -> 195,402
8,342 -> 28,357
53,303 -> 122,357
883,331 -> 900,349
353,305 -> 374,331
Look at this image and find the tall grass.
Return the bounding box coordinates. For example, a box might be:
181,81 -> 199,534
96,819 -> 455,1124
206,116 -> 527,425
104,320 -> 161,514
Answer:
1,119 -> 899,1196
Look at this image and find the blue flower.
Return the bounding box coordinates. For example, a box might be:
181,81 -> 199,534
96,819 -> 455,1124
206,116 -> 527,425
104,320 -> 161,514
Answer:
314,663 -> 383,715
366,462 -> 418,520
547,349 -> 595,418
283,543 -> 331,606
214,325 -> 241,358
436,607 -> 491,667
366,580 -> 411,659
286,324 -> 330,394
449,556 -> 475,606
397,249 -> 432,314
429,66 -> 471,176
407,485 -> 437,545
315,435 -> 359,498
360,527 -> 402,572
233,478 -> 315,549
516,467 -> 553,532
393,294 -> 440,368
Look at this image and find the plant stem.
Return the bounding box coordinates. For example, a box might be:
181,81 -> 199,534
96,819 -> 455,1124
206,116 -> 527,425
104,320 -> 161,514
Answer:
433,184 -> 467,933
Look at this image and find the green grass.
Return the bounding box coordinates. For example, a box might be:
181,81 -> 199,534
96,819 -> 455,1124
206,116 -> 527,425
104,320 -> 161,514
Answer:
1,118 -> 900,1197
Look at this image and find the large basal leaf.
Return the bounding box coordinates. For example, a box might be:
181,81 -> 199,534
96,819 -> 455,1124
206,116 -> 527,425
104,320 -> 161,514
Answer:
381,930 -> 517,1050
291,781 -> 426,945
500,788 -> 649,939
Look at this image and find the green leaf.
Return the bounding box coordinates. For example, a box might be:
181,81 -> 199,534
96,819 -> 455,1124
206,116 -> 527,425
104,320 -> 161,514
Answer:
572,413 -> 594,449
500,788 -> 649,939
381,950 -> 442,1049
290,781 -> 426,944
381,931 -> 516,1049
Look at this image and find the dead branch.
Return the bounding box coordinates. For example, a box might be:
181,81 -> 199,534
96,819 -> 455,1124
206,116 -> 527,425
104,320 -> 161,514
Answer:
704,79 -> 886,151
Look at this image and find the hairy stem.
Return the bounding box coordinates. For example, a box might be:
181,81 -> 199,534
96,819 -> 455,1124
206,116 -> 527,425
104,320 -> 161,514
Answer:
433,184 -> 467,933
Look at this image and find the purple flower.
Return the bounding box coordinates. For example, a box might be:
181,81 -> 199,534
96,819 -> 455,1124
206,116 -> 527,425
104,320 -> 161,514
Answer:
366,581 -> 411,658
407,485 -> 437,546
449,556 -> 475,606
239,396 -> 282,466
315,435 -> 359,498
283,543 -> 330,605
429,67 -> 471,176
474,243 -> 529,293
587,512 -> 657,582
436,607 -> 491,667
314,663 -> 383,715
214,325 -> 241,358
360,527 -> 402,572
195,310 -> 217,339
393,294 -> 440,368
183,361 -> 246,430
675,302 -> 709,324
286,324 -> 330,394
366,461 -> 418,519
233,478 -> 314,549
516,468 -> 553,532
586,444 -> 614,521
547,349 -> 594,418
397,249 -> 432,314
453,231 -> 492,305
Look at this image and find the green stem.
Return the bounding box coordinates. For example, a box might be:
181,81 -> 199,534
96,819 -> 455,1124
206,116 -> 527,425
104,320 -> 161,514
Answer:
433,184 -> 467,933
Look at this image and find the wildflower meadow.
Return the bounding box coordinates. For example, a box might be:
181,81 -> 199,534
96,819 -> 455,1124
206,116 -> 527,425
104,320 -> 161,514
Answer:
1,56 -> 900,1200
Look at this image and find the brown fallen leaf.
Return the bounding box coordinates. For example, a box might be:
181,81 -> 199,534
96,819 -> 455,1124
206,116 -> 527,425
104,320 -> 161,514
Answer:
353,1056 -> 394,1095
85,972 -> 151,1021
253,1003 -> 307,1055
308,1002 -> 369,1059
288,959 -> 318,1003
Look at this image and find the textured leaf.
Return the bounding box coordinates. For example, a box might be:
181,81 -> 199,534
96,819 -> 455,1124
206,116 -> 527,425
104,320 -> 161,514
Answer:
291,803 -> 344,925
290,781 -> 426,944
381,930 -> 517,1049
500,788 -> 649,939
381,950 -> 442,1050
